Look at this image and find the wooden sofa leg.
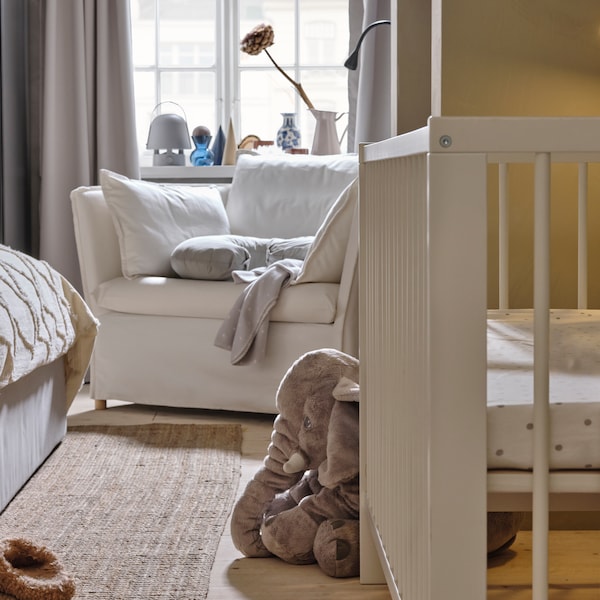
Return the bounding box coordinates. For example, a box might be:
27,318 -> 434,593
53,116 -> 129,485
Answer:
94,399 -> 108,410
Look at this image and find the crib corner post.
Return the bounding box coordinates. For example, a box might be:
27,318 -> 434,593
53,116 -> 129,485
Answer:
428,149 -> 489,600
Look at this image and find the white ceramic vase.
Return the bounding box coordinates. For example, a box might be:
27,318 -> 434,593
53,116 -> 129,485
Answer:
310,109 -> 343,155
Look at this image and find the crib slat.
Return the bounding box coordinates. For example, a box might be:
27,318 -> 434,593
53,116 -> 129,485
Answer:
578,163 -> 588,310
498,163 -> 510,309
533,152 -> 551,600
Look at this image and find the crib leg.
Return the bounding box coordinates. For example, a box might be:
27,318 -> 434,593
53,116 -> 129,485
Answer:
94,399 -> 107,410
359,508 -> 386,584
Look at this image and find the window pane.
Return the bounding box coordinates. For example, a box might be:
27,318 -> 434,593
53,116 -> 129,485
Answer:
240,0 -> 295,66
131,0 -> 156,67
301,69 -> 348,115
300,2 -> 349,66
160,71 -> 217,142
158,0 -> 215,67
133,71 -> 157,154
240,70 -> 302,142
158,0 -> 210,21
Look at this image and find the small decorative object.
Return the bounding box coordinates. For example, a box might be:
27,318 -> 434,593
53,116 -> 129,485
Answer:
254,140 -> 274,151
310,109 -> 345,155
190,125 -> 215,166
211,125 -> 226,165
222,117 -> 237,166
239,134 -> 260,150
146,102 -> 191,166
241,23 -> 314,110
276,113 -> 301,151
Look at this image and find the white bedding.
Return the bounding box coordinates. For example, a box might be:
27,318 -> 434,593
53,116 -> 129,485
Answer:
488,309 -> 600,470
0,244 -> 98,406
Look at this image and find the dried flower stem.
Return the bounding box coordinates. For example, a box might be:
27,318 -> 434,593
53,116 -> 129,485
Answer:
264,49 -> 314,110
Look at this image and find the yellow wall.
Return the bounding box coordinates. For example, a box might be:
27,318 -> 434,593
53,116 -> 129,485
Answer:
438,0 -> 600,307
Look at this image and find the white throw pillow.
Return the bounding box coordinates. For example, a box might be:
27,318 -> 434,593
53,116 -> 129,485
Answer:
293,177 -> 358,284
226,153 -> 358,239
100,169 -> 230,278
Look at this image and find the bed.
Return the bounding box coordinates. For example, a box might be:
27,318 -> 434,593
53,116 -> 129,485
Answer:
358,117 -> 600,599
0,244 -> 98,513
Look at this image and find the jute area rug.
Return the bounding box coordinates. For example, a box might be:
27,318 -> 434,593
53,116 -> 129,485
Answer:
0,423 -> 242,599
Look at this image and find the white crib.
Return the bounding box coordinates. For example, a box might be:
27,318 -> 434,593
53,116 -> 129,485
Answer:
359,116 -> 600,599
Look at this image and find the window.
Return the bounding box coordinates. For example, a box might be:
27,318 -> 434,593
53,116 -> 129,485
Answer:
130,0 -> 350,163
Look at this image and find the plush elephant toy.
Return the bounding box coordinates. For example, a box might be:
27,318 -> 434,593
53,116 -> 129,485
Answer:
230,348 -> 525,578
230,348 -> 361,578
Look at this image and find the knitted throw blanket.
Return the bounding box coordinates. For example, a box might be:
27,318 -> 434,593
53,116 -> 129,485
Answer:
0,244 -> 98,405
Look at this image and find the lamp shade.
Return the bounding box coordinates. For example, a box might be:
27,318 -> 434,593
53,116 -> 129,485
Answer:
147,113 -> 191,166
344,20 -> 391,70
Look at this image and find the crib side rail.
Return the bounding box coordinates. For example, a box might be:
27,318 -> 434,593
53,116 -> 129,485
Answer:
360,116 -> 600,600
488,471 -> 600,511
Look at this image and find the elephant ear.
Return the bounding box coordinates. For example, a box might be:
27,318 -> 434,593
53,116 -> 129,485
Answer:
318,377 -> 360,488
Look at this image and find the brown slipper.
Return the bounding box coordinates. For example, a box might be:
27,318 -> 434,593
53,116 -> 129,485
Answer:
0,538 -> 75,600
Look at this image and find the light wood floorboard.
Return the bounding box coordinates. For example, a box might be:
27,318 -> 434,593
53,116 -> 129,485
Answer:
68,389 -> 600,599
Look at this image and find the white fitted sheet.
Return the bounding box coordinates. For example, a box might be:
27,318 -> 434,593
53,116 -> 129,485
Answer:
487,309 -> 600,470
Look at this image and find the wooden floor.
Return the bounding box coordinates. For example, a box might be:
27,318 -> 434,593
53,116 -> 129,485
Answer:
68,389 -> 600,599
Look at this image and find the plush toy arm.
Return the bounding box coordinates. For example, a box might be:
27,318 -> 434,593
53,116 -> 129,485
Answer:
264,470 -> 321,519
260,478 -> 359,564
300,478 -> 360,521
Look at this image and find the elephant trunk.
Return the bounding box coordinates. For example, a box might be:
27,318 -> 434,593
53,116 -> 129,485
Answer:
283,451 -> 308,474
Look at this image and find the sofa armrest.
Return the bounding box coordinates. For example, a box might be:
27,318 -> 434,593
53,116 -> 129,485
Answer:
71,186 -> 122,315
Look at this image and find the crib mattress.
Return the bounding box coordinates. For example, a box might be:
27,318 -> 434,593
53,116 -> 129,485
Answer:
487,309 -> 600,470
487,310 -> 600,470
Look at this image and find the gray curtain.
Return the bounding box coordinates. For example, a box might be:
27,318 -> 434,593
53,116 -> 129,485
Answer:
39,0 -> 139,290
347,0 -> 391,152
0,0 -> 32,251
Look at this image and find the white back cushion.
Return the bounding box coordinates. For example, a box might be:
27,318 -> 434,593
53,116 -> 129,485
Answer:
226,153 -> 358,238
293,177 -> 358,284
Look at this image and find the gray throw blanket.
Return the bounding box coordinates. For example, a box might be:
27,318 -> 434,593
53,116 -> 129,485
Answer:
214,259 -> 303,365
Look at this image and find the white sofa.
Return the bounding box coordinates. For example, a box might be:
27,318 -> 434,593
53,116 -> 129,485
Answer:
71,153 -> 359,414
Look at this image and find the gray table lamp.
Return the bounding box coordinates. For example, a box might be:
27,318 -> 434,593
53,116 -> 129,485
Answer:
147,112 -> 191,166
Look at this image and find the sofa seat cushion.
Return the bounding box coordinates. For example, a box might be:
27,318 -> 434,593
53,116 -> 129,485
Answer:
94,277 -> 339,323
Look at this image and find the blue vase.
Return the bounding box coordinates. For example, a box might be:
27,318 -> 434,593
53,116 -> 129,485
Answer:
276,113 -> 301,151
190,135 -> 215,166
